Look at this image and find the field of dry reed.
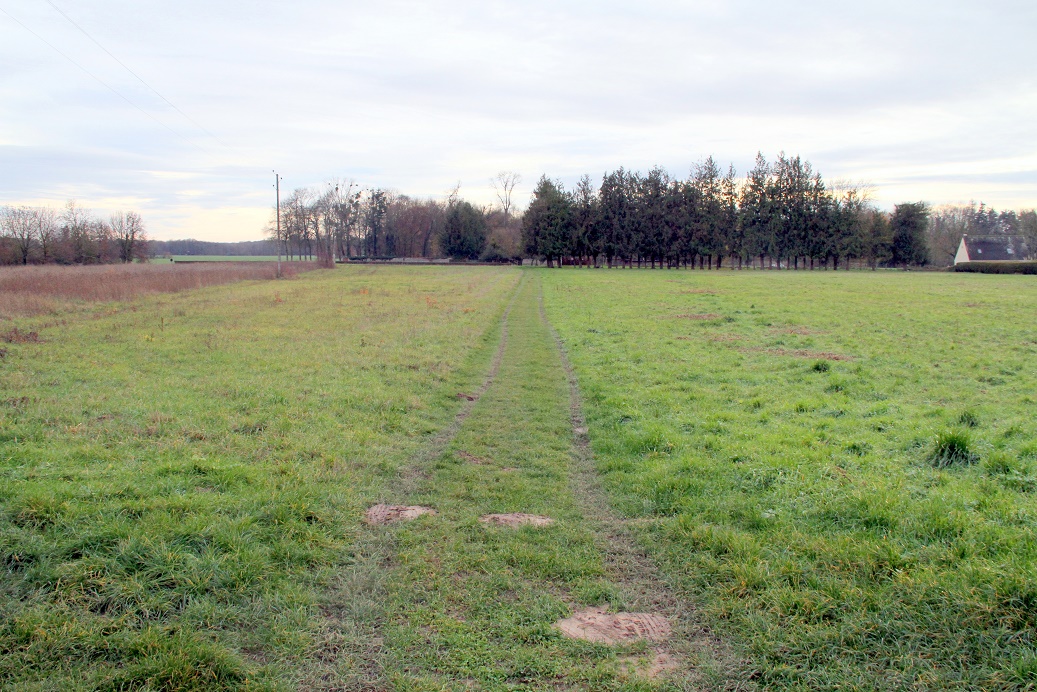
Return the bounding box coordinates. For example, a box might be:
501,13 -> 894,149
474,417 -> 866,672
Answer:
0,262 -> 316,318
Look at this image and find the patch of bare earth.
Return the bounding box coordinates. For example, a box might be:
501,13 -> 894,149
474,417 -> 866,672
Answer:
1,328 -> 41,343
678,289 -> 719,295
677,333 -> 743,343
744,346 -> 853,361
770,326 -> 824,336
479,513 -> 554,527
456,392 -> 477,401
673,313 -> 722,320
364,504 -> 437,525
555,607 -> 671,644
456,450 -> 486,465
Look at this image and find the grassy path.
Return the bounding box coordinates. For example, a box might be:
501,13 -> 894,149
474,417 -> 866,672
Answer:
324,273 -> 735,691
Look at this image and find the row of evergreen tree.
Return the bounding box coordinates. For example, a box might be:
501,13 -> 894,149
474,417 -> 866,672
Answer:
522,154 -> 930,269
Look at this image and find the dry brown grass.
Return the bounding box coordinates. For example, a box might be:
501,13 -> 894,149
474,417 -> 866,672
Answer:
0,262 -> 317,319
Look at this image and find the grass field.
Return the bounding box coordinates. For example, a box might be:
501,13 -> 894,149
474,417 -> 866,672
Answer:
164,257 -> 307,263
0,266 -> 520,689
543,269 -> 1037,689
2,266 -> 1036,690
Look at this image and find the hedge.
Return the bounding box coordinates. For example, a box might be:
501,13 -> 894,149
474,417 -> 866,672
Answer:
954,261 -> 1037,275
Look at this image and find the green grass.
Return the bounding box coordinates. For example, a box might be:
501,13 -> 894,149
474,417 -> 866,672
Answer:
165,256 -> 304,263
0,266 -> 520,690
542,269 -> 1037,690
352,274 -> 721,690
4,265 -> 1037,690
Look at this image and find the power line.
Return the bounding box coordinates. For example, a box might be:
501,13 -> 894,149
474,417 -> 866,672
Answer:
43,0 -> 227,147
0,5 -> 192,144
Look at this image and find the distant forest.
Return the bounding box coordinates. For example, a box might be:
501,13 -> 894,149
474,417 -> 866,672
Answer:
3,160 -> 1035,267
523,154 -> 1037,269
264,176 -> 522,267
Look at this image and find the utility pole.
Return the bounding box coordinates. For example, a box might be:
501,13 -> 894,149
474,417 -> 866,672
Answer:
274,170 -> 282,278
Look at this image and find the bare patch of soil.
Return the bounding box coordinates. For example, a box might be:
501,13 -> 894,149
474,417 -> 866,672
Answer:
770,326 -> 824,335
456,450 -> 486,465
456,392 -> 477,401
555,607 -> 671,644
673,313 -> 722,320
744,347 -> 853,361
678,333 -> 742,342
365,504 -> 436,525
1,328 -> 40,344
479,513 -> 554,527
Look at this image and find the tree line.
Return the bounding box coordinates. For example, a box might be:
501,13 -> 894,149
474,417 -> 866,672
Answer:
523,153 -> 934,269
268,174 -> 524,266
0,201 -> 148,266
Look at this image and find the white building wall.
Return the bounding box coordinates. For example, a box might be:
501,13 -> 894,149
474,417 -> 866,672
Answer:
954,238 -> 970,265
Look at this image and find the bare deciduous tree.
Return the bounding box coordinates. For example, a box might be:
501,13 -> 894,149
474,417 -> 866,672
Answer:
110,211 -> 147,263
491,171 -> 521,219
2,206 -> 36,264
34,207 -> 58,263
61,199 -> 95,263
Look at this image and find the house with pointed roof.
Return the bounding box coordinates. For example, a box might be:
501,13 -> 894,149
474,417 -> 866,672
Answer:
954,235 -> 1031,264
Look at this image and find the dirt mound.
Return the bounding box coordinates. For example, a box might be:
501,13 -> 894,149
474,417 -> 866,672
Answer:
479,513 -> 554,527
457,450 -> 486,464
456,392 -> 477,401
365,504 -> 436,525
673,313 -> 722,320
555,607 -> 671,644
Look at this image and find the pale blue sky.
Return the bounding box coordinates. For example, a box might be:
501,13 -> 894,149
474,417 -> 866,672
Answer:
2,0 -> 1035,240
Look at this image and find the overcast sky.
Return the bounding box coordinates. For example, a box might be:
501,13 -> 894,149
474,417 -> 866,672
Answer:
2,0 -> 1035,241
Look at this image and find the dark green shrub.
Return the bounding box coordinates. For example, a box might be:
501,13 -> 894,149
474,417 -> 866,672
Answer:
954,261 -> 1037,275
812,360 -> 830,373
929,430 -> 980,468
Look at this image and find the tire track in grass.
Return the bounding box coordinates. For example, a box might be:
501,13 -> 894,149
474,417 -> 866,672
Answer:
299,274 -> 524,691
336,274 -> 734,690
537,278 -> 749,691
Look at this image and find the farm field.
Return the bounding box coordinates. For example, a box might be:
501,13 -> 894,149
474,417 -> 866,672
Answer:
165,256 -> 306,263
1,265 -> 1036,690
543,269 -> 1037,689
0,266 -> 521,689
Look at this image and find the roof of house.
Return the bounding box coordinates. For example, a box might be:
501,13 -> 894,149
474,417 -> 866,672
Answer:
961,235 -> 1029,261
